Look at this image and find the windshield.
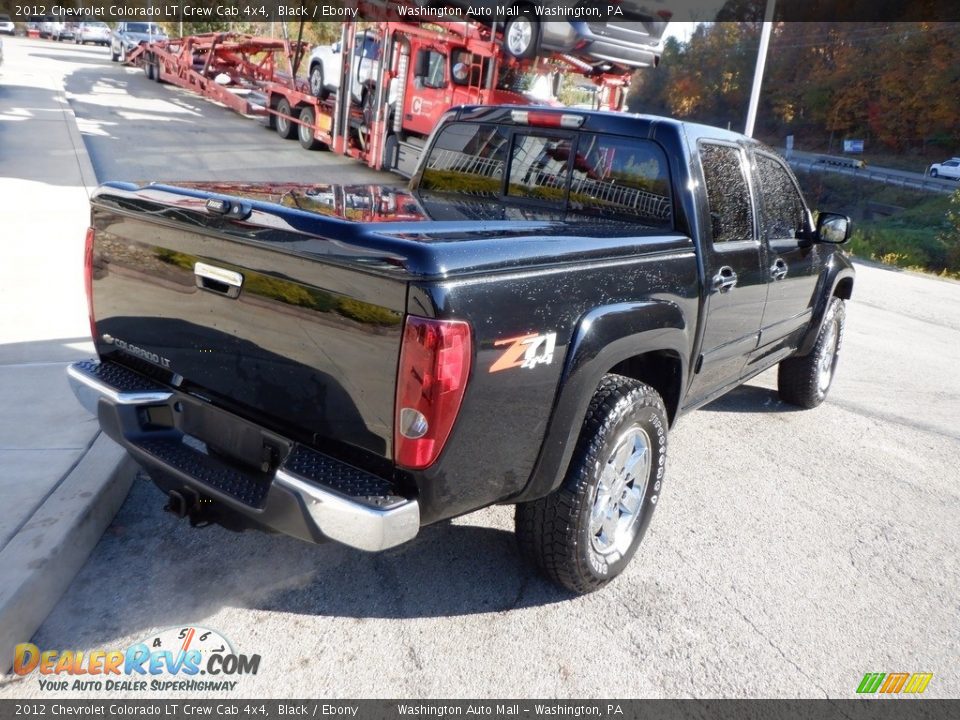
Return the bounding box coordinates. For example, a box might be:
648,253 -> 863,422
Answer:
127,23 -> 161,34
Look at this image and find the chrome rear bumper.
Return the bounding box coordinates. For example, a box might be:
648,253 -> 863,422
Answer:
67,359 -> 419,551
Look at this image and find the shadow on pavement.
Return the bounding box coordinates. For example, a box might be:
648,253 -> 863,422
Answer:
30,475 -> 572,652
21,51 -> 111,65
700,382 -> 802,414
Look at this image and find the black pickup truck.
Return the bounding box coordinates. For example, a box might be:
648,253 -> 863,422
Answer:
68,106 -> 854,593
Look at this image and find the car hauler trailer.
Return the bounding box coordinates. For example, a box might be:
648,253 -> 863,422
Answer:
125,17 -> 634,176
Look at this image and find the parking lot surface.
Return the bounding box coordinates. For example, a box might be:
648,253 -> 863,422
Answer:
1,37 -> 958,699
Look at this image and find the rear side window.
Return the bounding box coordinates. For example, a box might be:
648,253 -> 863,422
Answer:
700,143 -> 754,244
421,122 -> 672,227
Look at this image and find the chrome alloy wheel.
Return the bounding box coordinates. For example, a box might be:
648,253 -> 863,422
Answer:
817,318 -> 839,394
589,425 -> 652,558
507,20 -> 533,57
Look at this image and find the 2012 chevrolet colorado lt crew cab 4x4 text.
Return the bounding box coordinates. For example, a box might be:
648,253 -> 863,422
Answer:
68,106 -> 854,593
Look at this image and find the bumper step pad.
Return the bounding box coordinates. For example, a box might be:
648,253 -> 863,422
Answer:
133,436 -> 271,508
281,445 -> 405,509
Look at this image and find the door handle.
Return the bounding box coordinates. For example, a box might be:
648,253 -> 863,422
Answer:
771,258 -> 788,281
194,262 -> 243,298
712,266 -> 738,293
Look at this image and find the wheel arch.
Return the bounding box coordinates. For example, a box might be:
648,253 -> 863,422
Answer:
834,275 -> 854,300
511,300 -> 690,503
796,257 -> 855,356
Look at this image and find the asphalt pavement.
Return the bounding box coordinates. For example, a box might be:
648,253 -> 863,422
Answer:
0,36 -> 958,699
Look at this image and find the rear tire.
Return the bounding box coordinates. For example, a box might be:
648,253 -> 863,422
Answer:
274,98 -> 299,140
516,374 -> 668,594
777,297 -> 846,408
297,107 -> 325,150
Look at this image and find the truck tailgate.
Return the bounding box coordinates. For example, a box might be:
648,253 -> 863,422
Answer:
89,182 -> 408,461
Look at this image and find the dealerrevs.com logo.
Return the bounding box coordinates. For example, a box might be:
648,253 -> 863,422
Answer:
14,626 -> 260,693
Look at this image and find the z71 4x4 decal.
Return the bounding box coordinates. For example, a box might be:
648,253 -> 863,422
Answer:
489,332 -> 557,373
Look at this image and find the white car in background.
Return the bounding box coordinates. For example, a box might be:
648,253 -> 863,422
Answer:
307,31 -> 380,102
75,22 -> 111,46
0,14 -> 15,36
928,157 -> 960,180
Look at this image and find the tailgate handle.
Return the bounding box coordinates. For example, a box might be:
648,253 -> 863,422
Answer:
194,262 -> 243,298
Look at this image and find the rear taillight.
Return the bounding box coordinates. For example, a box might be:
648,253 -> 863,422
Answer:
84,227 -> 96,341
394,316 -> 471,470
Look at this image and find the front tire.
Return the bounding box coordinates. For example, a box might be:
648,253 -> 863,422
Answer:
777,297 -> 846,408
308,63 -> 327,99
930,168 -> 938,178
516,374 -> 668,594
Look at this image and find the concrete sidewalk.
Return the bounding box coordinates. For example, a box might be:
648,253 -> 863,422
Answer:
0,37 -> 133,672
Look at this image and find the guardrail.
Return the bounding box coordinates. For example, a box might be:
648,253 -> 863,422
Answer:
787,157 -> 958,195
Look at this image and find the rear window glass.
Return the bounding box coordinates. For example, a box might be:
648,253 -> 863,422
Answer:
419,122 -> 509,197
420,122 -> 672,227
508,133 -> 572,203
566,134 -> 672,223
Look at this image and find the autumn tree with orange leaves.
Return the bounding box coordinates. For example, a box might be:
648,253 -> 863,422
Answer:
628,22 -> 960,155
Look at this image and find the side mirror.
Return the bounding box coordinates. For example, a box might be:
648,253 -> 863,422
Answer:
816,212 -> 851,244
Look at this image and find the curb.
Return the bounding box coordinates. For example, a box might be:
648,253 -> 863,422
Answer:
0,433 -> 135,674
57,61 -> 98,194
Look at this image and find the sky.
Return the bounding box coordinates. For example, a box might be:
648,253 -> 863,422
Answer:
663,21 -> 700,44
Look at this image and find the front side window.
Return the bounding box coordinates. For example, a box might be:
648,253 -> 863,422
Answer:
420,50 -> 446,89
754,153 -> 808,240
700,143 -> 754,244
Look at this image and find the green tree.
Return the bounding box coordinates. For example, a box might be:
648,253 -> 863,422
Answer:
941,189 -> 960,271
